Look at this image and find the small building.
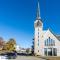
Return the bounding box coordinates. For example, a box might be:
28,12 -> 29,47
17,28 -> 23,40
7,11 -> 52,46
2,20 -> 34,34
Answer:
20,48 -> 26,53
15,45 -> 26,53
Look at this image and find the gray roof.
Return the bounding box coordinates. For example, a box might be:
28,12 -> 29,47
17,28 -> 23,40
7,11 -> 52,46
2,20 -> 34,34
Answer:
55,35 -> 60,41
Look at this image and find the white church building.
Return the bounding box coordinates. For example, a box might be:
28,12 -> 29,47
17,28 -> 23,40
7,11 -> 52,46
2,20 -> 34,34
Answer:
34,0 -> 60,56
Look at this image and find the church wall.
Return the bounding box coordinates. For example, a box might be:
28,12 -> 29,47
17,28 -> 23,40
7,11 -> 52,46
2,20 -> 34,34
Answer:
43,30 -> 60,56
33,0 -> 60,56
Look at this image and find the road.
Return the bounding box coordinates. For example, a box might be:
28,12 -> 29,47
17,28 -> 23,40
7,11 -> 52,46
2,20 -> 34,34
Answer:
10,56 -> 46,60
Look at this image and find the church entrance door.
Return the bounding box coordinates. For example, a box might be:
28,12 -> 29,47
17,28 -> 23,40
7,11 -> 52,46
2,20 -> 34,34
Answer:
44,48 -> 57,56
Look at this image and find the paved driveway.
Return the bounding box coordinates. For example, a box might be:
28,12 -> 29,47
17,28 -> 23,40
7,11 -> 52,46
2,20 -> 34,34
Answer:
10,56 -> 46,60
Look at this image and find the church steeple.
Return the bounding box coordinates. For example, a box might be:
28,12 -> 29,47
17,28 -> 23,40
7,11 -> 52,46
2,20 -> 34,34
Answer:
34,0 -> 43,29
36,0 -> 41,20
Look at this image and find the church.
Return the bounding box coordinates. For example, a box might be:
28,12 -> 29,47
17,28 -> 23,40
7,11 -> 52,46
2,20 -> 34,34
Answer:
34,1 -> 60,56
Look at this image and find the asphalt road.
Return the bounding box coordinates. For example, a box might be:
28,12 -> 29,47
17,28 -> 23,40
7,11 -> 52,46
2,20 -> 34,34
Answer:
10,56 -> 46,60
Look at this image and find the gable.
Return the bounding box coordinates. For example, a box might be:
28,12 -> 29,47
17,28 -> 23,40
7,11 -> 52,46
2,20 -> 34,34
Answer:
43,29 -> 60,46
43,29 -> 59,42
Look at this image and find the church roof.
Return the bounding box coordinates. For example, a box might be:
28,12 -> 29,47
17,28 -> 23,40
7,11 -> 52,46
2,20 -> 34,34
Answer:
48,29 -> 60,41
43,29 -> 60,41
55,35 -> 60,41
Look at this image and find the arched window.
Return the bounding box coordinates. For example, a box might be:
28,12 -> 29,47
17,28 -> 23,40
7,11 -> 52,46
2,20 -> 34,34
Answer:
45,37 -> 55,46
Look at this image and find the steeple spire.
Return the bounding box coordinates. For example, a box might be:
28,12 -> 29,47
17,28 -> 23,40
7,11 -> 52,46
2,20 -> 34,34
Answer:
36,0 -> 41,19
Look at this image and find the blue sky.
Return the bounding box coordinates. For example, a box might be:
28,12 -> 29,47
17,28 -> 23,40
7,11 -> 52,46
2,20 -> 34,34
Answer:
0,0 -> 60,48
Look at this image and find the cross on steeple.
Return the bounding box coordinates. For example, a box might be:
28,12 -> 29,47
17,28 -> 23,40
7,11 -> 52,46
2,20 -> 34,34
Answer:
36,0 -> 41,20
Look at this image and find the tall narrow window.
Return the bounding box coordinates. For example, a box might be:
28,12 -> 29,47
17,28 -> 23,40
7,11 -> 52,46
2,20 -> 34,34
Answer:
44,48 -> 47,56
38,36 -> 39,38
38,50 -> 39,52
38,32 -> 39,35
38,40 -> 39,46
47,39 -> 48,46
45,40 -> 46,46
45,37 -> 55,46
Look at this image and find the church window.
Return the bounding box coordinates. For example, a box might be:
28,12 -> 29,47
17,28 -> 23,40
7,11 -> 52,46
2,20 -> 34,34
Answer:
38,50 -> 39,52
53,41 -> 54,46
38,28 -> 39,31
38,43 -> 39,46
45,39 -> 48,46
45,40 -> 46,46
38,32 -> 39,35
38,32 -> 39,38
44,48 -> 47,56
38,40 -> 39,46
50,39 -> 52,46
38,36 -> 39,38
45,37 -> 55,46
48,39 -> 50,46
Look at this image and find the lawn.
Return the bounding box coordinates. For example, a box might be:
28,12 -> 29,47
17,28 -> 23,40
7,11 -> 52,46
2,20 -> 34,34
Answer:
39,56 -> 60,60
46,57 -> 60,60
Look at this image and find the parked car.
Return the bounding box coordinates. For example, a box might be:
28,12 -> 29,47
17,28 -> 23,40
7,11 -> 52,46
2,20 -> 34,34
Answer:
6,52 -> 17,59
